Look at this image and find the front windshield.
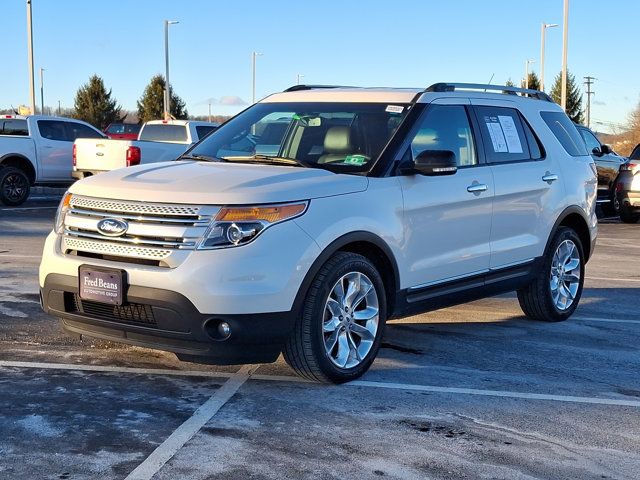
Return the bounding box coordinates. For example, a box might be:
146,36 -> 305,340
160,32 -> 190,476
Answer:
186,102 -> 409,172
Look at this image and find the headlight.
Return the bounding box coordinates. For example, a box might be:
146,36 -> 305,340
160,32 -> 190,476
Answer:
54,192 -> 72,234
198,202 -> 308,249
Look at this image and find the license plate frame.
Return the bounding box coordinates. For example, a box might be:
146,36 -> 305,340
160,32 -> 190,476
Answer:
78,265 -> 126,306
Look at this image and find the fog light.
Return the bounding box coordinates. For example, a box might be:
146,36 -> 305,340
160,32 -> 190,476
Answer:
218,321 -> 231,339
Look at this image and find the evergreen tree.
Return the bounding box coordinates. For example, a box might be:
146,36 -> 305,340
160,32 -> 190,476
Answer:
73,75 -> 122,130
521,72 -> 541,91
505,78 -> 516,87
137,75 -> 188,122
550,71 -> 584,124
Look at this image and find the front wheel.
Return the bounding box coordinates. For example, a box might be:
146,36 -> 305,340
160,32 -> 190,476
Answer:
517,227 -> 585,322
619,205 -> 640,224
283,252 -> 386,383
0,167 -> 31,206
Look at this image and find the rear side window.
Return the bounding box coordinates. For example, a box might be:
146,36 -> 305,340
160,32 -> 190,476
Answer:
630,145 -> 640,160
38,120 -> 68,141
540,111 -> 588,157
139,124 -> 188,142
195,125 -> 217,139
66,122 -> 103,141
475,106 -> 535,163
0,119 -> 28,136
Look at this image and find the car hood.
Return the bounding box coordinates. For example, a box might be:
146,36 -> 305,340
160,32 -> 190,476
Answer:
69,161 -> 369,204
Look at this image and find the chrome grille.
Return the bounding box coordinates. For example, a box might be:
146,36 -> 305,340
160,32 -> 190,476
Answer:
62,195 -> 219,267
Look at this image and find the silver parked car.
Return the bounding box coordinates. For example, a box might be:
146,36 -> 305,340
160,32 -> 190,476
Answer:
616,144 -> 640,223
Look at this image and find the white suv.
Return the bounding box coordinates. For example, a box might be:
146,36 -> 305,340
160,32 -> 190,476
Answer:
40,83 -> 598,383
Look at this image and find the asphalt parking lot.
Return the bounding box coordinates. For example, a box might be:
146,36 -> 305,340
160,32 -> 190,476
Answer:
1,198 -> 639,480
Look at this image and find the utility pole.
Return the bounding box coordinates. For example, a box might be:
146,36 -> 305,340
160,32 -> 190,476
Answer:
584,76 -> 595,129
163,20 -> 179,120
297,74 -> 304,85
57,100 -> 61,116
252,51 -> 263,104
540,22 -> 558,91
208,100 -> 212,123
26,0 -> 36,115
561,0 -> 569,110
40,67 -> 45,115
525,59 -> 535,89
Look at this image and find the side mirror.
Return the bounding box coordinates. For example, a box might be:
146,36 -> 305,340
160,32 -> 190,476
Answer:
600,144 -> 612,155
591,147 -> 603,157
411,150 -> 457,176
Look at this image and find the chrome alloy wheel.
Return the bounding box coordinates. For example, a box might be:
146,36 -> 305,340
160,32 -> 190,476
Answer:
323,271 -> 379,369
550,239 -> 581,311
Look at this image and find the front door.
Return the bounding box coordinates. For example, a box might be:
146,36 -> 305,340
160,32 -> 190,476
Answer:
398,101 -> 494,288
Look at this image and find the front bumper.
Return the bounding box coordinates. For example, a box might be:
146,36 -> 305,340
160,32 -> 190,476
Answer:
41,273 -> 296,364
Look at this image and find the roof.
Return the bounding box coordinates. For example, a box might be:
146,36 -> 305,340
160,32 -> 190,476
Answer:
263,88 -> 423,104
145,120 -> 220,126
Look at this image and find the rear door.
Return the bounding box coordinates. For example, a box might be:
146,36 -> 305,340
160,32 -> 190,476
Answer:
398,99 -> 494,287
470,100 -> 564,268
36,120 -> 73,181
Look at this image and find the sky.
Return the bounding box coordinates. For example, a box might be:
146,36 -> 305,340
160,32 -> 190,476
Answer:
1,0 -> 638,132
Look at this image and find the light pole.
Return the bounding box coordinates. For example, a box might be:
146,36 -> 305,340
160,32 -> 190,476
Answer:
297,74 -> 304,85
561,0 -> 569,111
540,22 -> 558,92
39,68 -> 45,115
252,51 -> 263,104
164,20 -> 179,120
26,0 -> 36,115
525,59 -> 535,89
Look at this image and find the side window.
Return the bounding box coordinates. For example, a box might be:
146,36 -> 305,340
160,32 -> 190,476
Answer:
540,111 -> 588,157
66,122 -> 103,141
409,105 -> 477,167
475,106 -> 532,163
37,120 -> 69,141
630,145 -> 640,160
195,125 -> 217,139
579,129 -> 601,154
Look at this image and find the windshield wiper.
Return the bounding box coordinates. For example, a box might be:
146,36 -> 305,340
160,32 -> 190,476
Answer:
221,155 -> 307,167
178,154 -> 222,162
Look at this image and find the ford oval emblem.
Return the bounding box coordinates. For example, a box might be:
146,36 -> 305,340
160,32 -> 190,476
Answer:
97,218 -> 128,237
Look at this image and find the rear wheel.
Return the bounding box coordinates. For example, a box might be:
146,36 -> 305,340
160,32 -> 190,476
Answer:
0,167 -> 30,206
600,189 -> 619,217
619,205 -> 640,224
283,252 -> 386,383
517,227 -> 584,322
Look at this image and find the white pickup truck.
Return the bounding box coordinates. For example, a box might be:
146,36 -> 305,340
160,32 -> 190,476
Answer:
0,115 -> 105,205
72,120 -> 219,179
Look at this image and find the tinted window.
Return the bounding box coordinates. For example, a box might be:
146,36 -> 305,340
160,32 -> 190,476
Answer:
0,119 -> 28,136
630,145 -> 640,160
38,120 -> 68,141
139,124 -> 188,142
66,122 -> 103,141
195,125 -> 217,139
107,123 -> 140,134
578,128 -> 601,154
475,106 -> 532,163
540,111 -> 588,157
409,105 -> 477,167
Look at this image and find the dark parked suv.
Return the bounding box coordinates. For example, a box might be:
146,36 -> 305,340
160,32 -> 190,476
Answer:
576,125 -> 625,216
616,144 -> 640,223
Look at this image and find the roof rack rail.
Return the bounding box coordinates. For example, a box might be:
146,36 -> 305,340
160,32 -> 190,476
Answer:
425,82 -> 553,102
283,84 -> 354,92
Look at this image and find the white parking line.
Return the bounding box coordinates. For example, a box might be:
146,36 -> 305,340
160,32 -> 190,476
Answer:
0,206 -> 57,211
573,316 -> 640,325
1,360 -> 639,408
124,364 -> 257,480
586,276 -> 640,283
349,381 -> 640,407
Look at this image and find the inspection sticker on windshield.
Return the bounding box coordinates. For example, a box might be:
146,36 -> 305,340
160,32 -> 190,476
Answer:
344,154 -> 367,165
385,105 -> 404,113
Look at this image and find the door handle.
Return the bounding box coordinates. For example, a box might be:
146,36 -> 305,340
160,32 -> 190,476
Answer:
467,183 -> 488,194
542,172 -> 559,184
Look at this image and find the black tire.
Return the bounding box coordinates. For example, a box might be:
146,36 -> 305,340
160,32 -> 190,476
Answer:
283,252 -> 387,383
600,190 -> 619,217
517,227 -> 585,322
619,206 -> 640,224
0,166 -> 31,206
